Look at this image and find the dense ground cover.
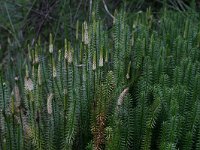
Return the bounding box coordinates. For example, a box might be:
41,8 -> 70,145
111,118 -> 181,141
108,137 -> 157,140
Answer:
1,0 -> 200,150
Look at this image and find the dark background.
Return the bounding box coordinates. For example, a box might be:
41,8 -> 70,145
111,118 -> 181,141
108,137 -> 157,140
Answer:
0,0 -> 199,67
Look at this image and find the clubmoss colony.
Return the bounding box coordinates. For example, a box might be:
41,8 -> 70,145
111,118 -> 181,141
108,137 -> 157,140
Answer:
1,7 -> 200,150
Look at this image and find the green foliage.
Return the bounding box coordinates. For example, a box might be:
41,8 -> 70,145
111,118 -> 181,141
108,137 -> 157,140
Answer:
1,4 -> 200,150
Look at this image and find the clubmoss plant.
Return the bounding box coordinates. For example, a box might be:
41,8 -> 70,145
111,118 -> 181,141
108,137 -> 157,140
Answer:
1,7 -> 200,150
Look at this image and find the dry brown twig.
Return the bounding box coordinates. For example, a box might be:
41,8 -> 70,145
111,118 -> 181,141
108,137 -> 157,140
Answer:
102,0 -> 115,20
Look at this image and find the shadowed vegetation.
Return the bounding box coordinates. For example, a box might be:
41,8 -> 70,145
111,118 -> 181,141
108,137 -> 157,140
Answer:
0,0 -> 200,150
